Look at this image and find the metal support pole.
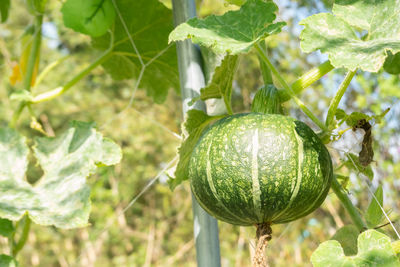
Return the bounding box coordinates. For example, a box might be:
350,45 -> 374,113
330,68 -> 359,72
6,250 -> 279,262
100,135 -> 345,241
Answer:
171,1 -> 221,266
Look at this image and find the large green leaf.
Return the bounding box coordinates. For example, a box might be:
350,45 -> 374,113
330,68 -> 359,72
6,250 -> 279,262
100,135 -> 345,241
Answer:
0,0 -> 10,23
311,230 -> 400,266
300,0 -> 400,72
169,0 -> 285,55
0,122 -> 122,229
169,110 -> 226,190
61,0 -> 116,37
92,0 -> 178,103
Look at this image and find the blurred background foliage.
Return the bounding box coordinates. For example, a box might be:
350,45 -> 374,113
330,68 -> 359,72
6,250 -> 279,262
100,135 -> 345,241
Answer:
0,0 -> 399,266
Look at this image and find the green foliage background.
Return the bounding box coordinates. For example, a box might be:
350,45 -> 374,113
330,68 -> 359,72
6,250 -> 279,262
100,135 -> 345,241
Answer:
0,0 -> 399,266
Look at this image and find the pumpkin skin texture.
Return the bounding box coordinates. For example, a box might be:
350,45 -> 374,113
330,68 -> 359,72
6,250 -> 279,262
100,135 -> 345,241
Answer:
189,113 -> 333,226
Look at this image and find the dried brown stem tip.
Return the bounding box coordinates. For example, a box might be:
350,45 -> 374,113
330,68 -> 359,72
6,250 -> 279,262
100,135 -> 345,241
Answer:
253,223 -> 272,267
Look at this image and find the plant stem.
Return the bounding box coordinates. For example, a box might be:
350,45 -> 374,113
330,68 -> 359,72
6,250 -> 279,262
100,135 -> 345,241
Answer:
331,177 -> 366,232
11,14 -> 43,127
12,215 -> 31,257
253,223 -> 272,267
9,103 -> 26,128
34,55 -> 69,88
23,15 -> 43,91
257,41 -> 273,85
325,70 -> 356,127
279,60 -> 334,102
31,50 -> 113,103
255,44 -> 328,131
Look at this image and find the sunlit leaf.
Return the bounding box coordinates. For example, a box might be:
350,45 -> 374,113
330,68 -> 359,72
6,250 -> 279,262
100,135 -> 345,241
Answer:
300,0 -> 400,72
169,0 -> 285,55
0,122 -> 122,229
312,230 -> 400,266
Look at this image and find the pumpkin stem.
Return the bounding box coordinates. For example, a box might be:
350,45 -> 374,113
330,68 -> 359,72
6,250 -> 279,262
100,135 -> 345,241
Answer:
253,222 -> 272,267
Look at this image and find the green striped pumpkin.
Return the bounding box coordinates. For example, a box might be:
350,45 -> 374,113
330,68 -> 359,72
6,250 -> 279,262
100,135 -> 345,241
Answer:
189,113 -> 333,226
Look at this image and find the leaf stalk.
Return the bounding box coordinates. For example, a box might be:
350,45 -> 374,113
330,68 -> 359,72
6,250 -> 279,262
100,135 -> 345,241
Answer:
279,60 -> 334,102
23,14 -> 43,91
9,103 -> 26,128
12,215 -> 31,257
325,70 -> 356,127
257,41 -> 273,85
31,50 -> 113,103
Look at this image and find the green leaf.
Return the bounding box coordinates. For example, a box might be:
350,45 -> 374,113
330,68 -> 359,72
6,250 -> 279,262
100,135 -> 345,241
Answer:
169,110 -> 226,190
200,55 -> 238,114
0,0 -> 10,23
344,153 -> 374,181
61,0 -> 115,37
92,0 -> 178,104
344,112 -> 371,127
335,108 -> 389,126
365,186 -> 384,228
311,230 -> 400,267
169,0 -> 285,55
0,122 -> 122,229
335,108 -> 347,122
384,52 -> 400,75
300,0 -> 400,72
330,225 -> 359,256
0,218 -> 13,237
335,109 -> 372,127
0,255 -> 18,267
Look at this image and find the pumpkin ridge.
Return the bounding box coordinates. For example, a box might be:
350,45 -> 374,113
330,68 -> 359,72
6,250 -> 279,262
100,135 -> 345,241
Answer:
271,125 -> 304,222
206,140 -> 250,224
251,128 -> 262,221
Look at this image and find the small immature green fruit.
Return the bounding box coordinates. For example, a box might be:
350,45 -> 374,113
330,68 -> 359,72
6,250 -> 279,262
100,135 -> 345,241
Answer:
251,84 -> 283,115
189,113 -> 333,226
